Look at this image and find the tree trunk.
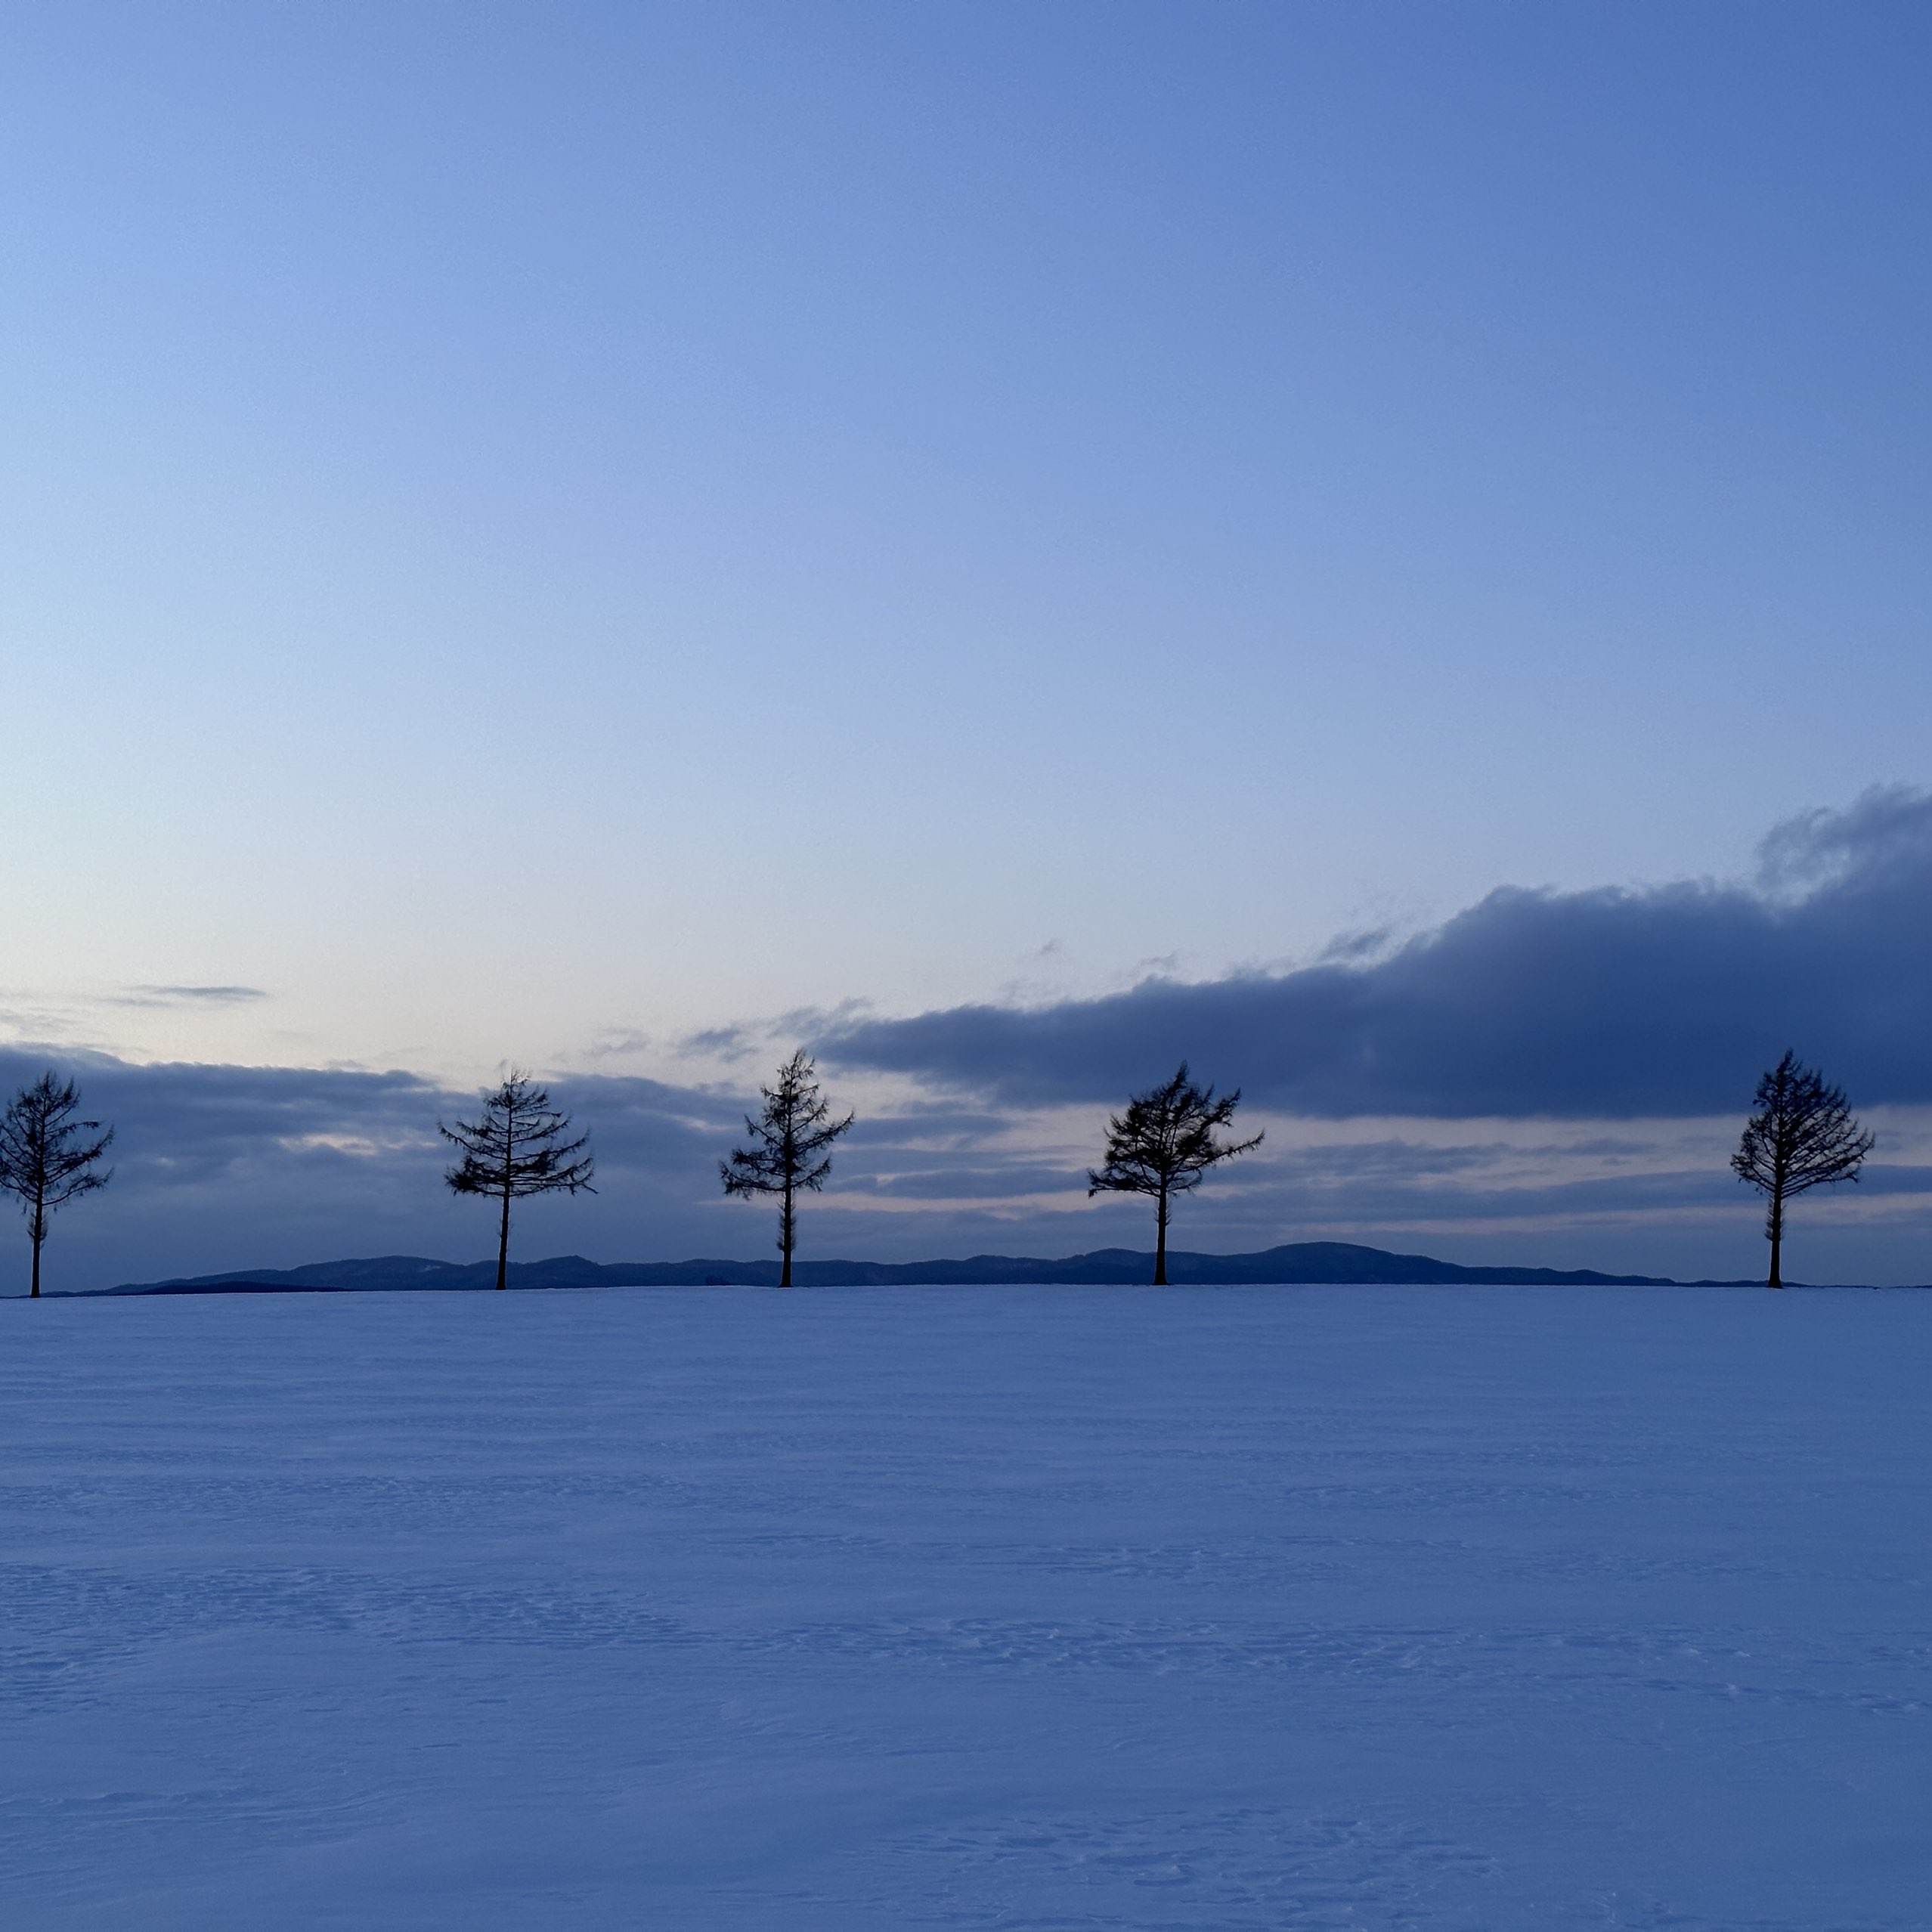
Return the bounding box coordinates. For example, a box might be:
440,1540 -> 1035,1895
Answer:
779,1177 -> 794,1287
29,1177 -> 44,1297
1153,1189 -> 1169,1286
1766,1182 -> 1784,1288
495,1180 -> 512,1292
29,1228 -> 42,1299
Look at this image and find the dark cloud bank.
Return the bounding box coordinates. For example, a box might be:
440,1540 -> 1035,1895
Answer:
818,788 -> 1932,1117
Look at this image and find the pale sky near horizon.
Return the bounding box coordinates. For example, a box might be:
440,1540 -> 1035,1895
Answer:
5,1 -> 1929,1082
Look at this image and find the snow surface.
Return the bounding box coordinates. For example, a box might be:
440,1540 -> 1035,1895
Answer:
2,1283 -> 1928,1930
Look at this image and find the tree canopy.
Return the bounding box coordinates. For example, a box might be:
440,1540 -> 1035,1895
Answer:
1731,1051 -> 1872,1287
0,1072 -> 115,1299
1088,1063 -> 1262,1284
441,1071 -> 595,1291
721,1051 -> 854,1287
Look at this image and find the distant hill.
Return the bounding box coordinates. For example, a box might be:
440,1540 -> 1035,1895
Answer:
93,1241 -> 1691,1295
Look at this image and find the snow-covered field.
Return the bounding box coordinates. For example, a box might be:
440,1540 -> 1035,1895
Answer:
2,1284 -> 1927,1930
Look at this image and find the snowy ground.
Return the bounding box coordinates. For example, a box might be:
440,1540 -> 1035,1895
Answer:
2,1285 -> 1927,1930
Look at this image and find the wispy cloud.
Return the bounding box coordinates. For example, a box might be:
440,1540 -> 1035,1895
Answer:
116,984 -> 271,1008
676,1000 -> 875,1067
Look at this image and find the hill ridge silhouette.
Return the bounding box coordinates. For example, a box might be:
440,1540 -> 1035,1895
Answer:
92,1240 -> 1707,1293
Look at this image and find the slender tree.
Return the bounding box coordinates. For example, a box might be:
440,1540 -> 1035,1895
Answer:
0,1073 -> 114,1299
1730,1051 -> 1872,1288
1088,1063 -> 1262,1285
440,1070 -> 595,1291
720,1051 -> 854,1286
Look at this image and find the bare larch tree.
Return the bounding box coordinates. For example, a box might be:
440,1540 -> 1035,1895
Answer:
441,1070 -> 595,1292
721,1050 -> 854,1286
0,1072 -> 114,1299
1730,1051 -> 1872,1288
1088,1063 -> 1262,1285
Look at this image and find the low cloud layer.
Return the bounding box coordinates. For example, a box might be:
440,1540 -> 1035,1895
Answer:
0,1052 -> 749,1291
819,788 -> 1932,1119
0,1043 -> 1921,1290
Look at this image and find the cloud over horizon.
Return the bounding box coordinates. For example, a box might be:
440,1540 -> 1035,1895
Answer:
816,788 -> 1932,1119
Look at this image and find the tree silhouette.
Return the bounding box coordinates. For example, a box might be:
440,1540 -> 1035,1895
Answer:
721,1051 -> 853,1286
0,1073 -> 114,1299
441,1070 -> 595,1291
1088,1063 -> 1262,1284
1731,1051 -> 1872,1288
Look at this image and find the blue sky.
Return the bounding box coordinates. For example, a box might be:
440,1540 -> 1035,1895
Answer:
2,4 -> 1928,1283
